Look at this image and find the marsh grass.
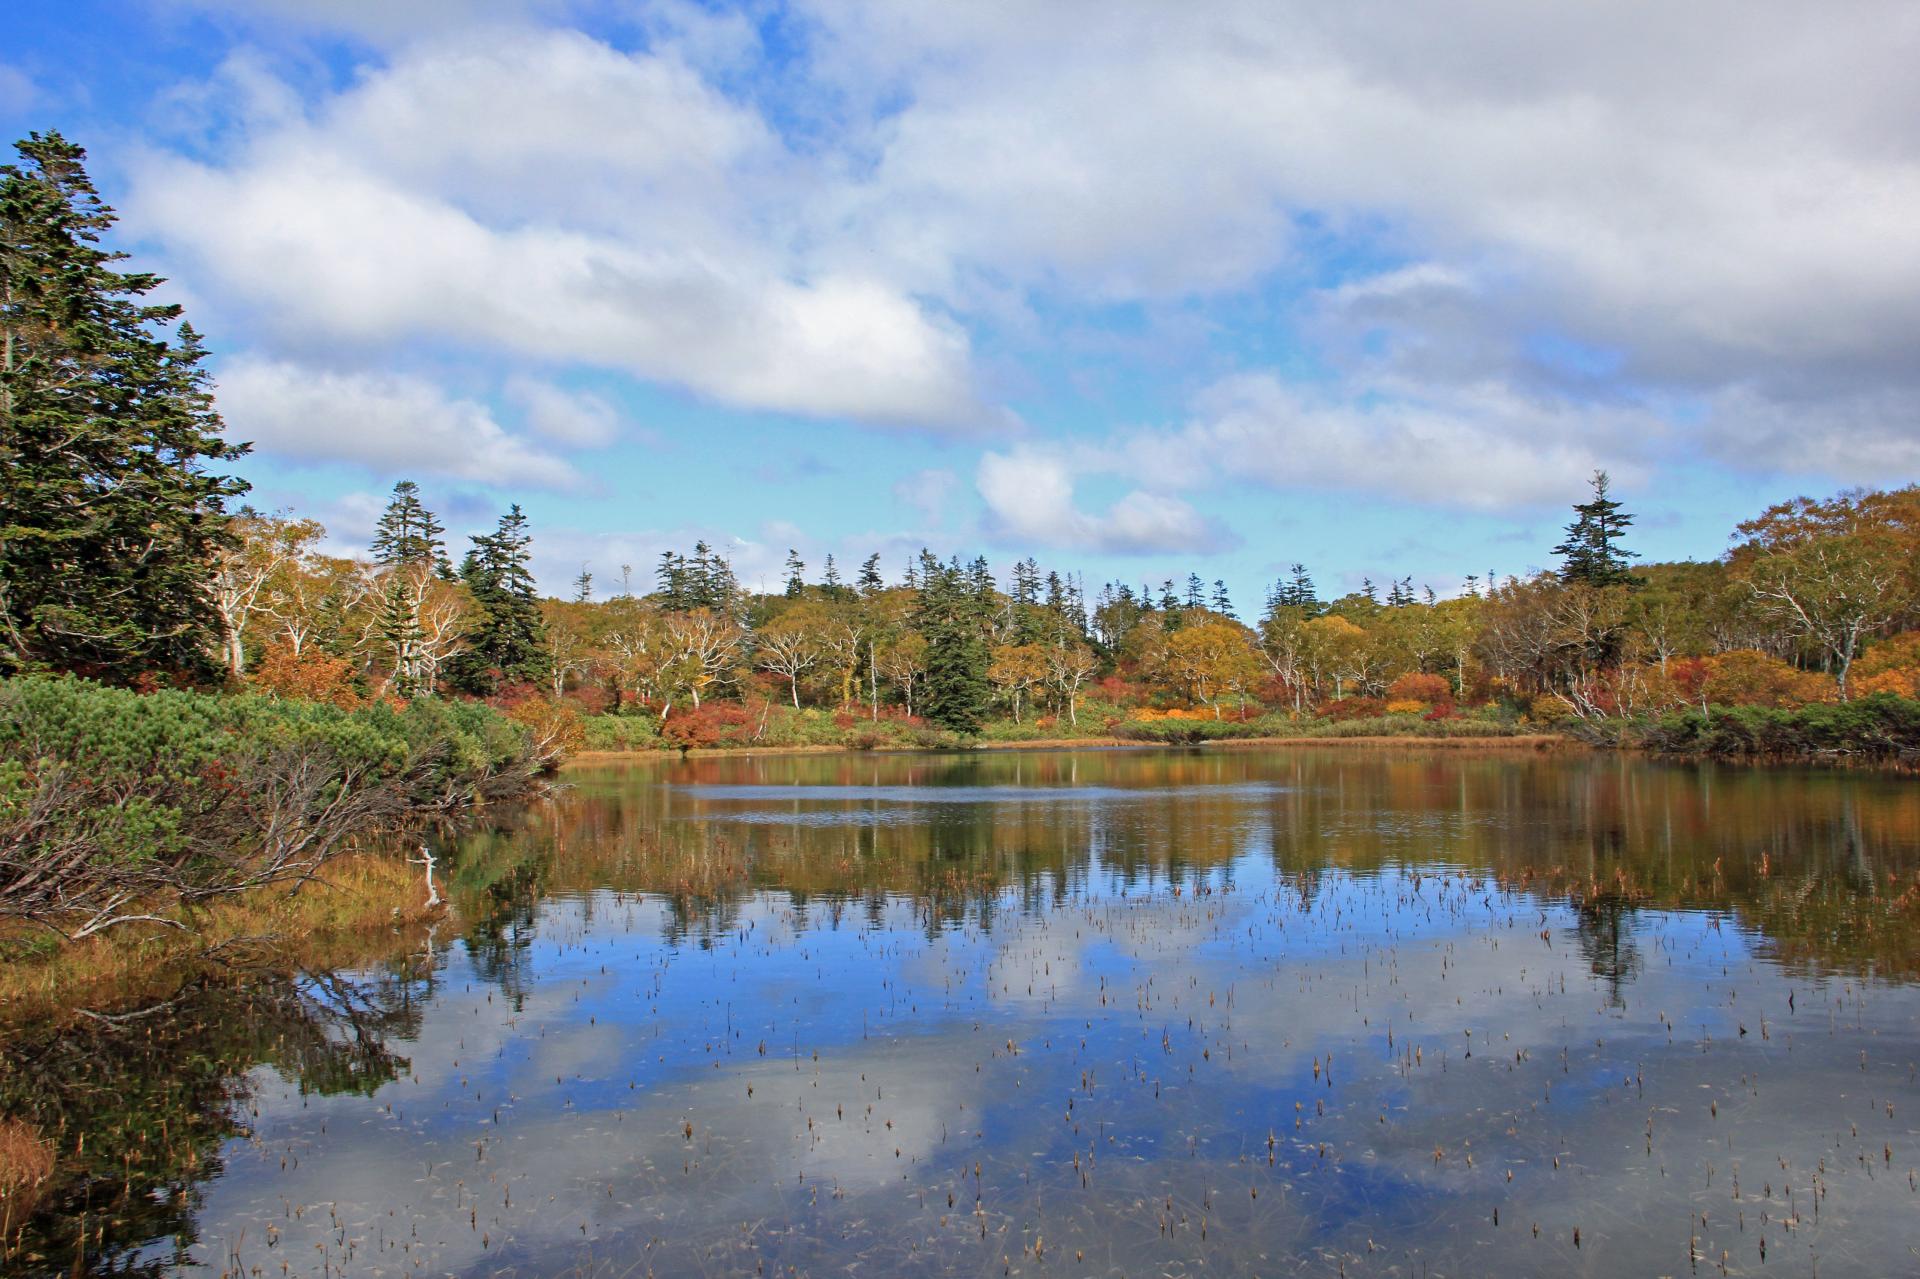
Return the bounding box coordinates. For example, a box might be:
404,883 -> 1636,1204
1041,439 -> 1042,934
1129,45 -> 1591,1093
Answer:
0,1117 -> 54,1239
0,852 -> 441,1028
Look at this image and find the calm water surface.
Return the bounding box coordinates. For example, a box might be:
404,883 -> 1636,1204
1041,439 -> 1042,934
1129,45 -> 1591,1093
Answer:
9,748 -> 1920,1276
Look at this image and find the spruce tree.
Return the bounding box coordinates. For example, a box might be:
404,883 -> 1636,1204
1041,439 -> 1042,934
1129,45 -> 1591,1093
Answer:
655,551 -> 685,608
451,505 -> 549,692
858,552 -> 884,597
1211,579 -> 1234,617
0,131 -> 249,679
917,557 -> 989,733
370,480 -> 445,568
783,548 -> 805,597
1554,470 -> 1641,587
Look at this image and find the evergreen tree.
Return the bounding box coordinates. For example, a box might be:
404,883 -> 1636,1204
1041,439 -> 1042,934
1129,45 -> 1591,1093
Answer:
0,131 -> 249,679
1184,573 -> 1206,609
370,480 -> 445,569
782,548 -> 806,597
967,555 -> 995,601
822,553 -> 843,597
1287,563 -> 1319,614
1010,557 -> 1041,606
451,505 -> 549,692
573,565 -> 593,603
1211,579 -> 1234,617
375,578 -> 425,697
858,552 -> 884,597
916,557 -> 990,733
655,551 -> 685,608
688,540 -> 719,607
1554,470 -> 1641,587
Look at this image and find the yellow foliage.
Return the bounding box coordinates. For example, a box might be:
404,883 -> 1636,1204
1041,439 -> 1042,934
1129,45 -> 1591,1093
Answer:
1853,632 -> 1920,696
1383,699 -> 1427,714
1854,669 -> 1920,698
1701,649 -> 1834,709
1526,695 -> 1575,724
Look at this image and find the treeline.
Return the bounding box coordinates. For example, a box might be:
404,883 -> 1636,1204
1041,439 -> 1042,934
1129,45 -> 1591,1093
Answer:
215,469 -> 1920,762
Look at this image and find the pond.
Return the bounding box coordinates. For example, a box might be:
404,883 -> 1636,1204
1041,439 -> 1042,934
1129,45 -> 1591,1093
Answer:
8,747 -> 1920,1276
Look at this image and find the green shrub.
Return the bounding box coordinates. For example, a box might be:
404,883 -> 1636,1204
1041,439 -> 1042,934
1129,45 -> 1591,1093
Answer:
0,677 -> 542,938
1633,694 -> 1920,760
581,713 -> 664,751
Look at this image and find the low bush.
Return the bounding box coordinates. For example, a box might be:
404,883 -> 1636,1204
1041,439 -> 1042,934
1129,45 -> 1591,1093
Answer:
0,677 -> 545,939
1632,694 -> 1920,760
581,712 -> 664,751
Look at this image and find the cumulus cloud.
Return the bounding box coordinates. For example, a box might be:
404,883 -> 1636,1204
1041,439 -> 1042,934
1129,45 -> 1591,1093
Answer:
128,3 -> 1920,518
215,357 -> 583,490
1106,372 -> 1659,512
811,2 -> 1920,387
1700,384 -> 1920,484
976,447 -> 1232,554
131,31 -> 985,431
505,377 -> 622,448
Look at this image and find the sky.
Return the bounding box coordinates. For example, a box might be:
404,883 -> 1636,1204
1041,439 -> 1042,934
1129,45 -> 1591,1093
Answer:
6,1 -> 1918,604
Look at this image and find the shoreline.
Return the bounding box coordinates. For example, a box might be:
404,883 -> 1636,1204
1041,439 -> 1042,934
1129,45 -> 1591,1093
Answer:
565,732 -> 1571,765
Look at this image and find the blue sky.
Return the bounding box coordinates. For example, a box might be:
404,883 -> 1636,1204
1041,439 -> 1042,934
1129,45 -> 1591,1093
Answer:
7,1 -> 1917,603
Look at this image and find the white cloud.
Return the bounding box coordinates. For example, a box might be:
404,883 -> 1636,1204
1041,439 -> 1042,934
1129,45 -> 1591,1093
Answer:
807,1 -> 1920,385
131,31 -> 986,431
0,64 -> 35,115
1108,372 -> 1657,512
215,357 -> 583,490
505,377 -> 622,448
976,447 -> 1231,554
1701,384 -> 1920,484
129,4 -> 1920,517
891,468 -> 958,524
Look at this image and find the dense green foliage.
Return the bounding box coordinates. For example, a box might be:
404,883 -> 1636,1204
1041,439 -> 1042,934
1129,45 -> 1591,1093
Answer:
915,554 -> 993,733
0,677 -> 541,936
1626,693 -> 1920,761
452,505 -> 550,694
0,133 -> 247,681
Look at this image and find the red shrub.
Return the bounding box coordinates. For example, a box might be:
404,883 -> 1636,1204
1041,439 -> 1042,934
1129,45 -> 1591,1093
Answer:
1320,696 -> 1386,722
662,702 -> 755,749
1387,673 -> 1453,705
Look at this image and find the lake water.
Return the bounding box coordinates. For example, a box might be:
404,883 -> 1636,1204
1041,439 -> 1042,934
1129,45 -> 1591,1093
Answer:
9,747 -> 1920,1276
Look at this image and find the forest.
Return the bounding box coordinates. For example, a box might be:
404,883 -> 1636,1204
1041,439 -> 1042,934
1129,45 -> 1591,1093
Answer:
209,471 -> 1920,757
5,128 -> 1920,938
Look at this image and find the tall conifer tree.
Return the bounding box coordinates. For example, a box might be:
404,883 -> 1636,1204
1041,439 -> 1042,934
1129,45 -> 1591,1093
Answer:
0,131 -> 248,678
917,557 -> 989,732
1554,470 -> 1641,587
451,505 -> 549,692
